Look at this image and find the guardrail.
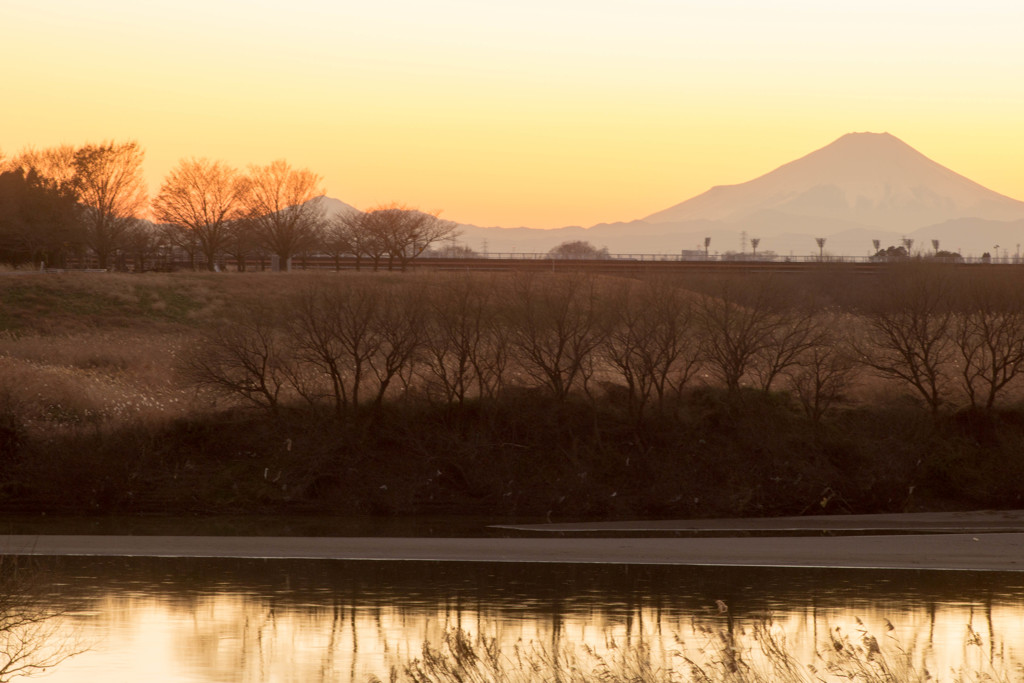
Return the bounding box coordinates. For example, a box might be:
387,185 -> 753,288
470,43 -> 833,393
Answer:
3,253 -> 1018,275
429,253 -> 1006,265
0,268 -> 109,276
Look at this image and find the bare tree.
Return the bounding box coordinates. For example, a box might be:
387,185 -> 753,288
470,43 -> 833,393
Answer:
366,284 -> 425,408
288,285 -> 356,415
601,276 -> 699,420
181,304 -> 292,415
153,158 -> 246,271
695,279 -> 781,392
360,204 -> 460,271
387,205 -> 459,271
462,276 -> 512,402
320,228 -> 345,272
855,266 -> 955,414
784,317 -> 856,423
750,305 -> 830,392
322,214 -> 356,271
696,277 -> 825,394
222,218 -> 259,272
287,283 -> 379,416
952,276 -> 1024,409
241,160 -> 325,270
412,273 -> 511,408
327,210 -> 387,271
72,140 -> 148,269
326,205 -> 459,272
419,274 -> 494,408
285,280 -> 424,416
121,219 -> 163,272
505,272 -> 611,400
159,221 -> 200,270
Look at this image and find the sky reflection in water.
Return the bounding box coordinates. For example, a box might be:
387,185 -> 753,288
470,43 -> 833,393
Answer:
30,557 -> 1024,682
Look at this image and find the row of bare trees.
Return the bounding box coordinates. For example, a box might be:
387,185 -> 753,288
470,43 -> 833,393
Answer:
183,269 -> 1024,422
151,157 -> 327,271
1,143 -> 458,271
855,268 -> 1024,413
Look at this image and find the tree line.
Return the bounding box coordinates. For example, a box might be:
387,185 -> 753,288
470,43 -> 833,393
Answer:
183,266 -> 1024,423
0,142 -> 458,271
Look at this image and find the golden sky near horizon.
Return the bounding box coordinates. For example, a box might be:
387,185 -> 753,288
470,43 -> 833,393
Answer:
3,0 -> 1023,228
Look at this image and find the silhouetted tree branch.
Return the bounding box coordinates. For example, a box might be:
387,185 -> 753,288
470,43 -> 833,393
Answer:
855,266 -> 955,414
0,558 -> 86,681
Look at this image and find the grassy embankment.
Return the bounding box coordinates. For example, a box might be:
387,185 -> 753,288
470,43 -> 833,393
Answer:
0,267 -> 1021,520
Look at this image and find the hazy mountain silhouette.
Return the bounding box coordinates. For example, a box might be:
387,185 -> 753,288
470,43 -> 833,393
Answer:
313,195 -> 359,217
645,132 -> 1024,231
321,133 -> 1024,256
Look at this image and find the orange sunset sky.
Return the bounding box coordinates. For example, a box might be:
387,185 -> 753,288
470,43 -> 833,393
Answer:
3,0 -> 1023,229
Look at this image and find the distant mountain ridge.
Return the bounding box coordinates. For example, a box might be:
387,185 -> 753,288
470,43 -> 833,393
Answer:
644,132 -> 1024,230
320,133 -> 1024,257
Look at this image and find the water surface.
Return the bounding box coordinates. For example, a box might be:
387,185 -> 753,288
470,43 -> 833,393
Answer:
17,557 -> 1024,681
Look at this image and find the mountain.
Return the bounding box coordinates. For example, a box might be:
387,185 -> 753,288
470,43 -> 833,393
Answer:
319,133 -> 1024,257
313,195 -> 359,217
644,132 -> 1024,232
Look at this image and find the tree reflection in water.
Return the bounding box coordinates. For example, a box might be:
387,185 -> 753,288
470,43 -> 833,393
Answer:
25,558 -> 1024,682
0,557 -> 84,681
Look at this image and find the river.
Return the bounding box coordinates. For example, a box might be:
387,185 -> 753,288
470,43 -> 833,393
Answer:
11,556 -> 1024,682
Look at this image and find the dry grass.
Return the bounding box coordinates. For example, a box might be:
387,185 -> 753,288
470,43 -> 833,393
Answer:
0,356 -> 191,431
0,330 -> 198,432
0,270 -> 331,333
0,271 -> 355,432
387,619 -> 1019,683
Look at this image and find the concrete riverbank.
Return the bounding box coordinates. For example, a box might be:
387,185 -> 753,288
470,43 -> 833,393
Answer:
3,510 -> 1024,571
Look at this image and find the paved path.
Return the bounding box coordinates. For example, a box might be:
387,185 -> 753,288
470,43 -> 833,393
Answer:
3,532 -> 1024,571
493,509 -> 1024,533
